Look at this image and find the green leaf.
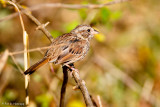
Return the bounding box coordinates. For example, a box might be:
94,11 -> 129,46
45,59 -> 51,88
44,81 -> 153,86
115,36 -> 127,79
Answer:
100,8 -> 111,23
111,11 -> 122,21
50,30 -> 62,38
64,20 -> 79,32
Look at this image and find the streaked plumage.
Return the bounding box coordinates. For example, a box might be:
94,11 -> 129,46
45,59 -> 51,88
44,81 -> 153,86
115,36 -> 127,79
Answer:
24,25 -> 98,75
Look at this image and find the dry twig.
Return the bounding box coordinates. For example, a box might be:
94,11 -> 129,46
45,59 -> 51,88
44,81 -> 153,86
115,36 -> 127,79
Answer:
7,1 -> 30,106
0,50 -> 9,74
97,95 -> 102,107
0,0 -> 132,22
9,46 -> 52,56
60,66 -> 68,107
72,70 -> 94,106
10,54 -> 24,75
17,4 -> 54,42
30,0 -> 132,10
141,79 -> 155,105
66,64 -> 94,106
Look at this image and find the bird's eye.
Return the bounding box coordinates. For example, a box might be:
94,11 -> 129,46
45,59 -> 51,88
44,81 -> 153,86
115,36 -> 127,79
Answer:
87,29 -> 90,32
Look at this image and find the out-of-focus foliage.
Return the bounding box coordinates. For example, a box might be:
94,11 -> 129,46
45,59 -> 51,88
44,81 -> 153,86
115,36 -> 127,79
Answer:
63,20 -> 80,32
0,0 -> 160,107
36,93 -> 53,107
67,100 -> 85,107
50,30 -> 62,38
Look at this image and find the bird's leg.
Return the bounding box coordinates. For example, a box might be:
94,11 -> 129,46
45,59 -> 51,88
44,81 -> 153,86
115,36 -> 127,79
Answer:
65,63 -> 79,77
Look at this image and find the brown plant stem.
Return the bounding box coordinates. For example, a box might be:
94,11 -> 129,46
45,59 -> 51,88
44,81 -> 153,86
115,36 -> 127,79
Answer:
9,46 -> 52,56
10,54 -> 24,75
29,0 -> 132,10
67,64 -> 94,106
0,50 -> 9,74
16,4 -> 54,42
7,1 -> 30,106
60,65 -> 68,107
0,0 -> 132,22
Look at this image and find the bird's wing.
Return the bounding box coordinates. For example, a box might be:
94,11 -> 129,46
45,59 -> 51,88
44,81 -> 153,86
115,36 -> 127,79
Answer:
44,33 -> 89,64
44,33 -> 74,61
54,38 -> 88,65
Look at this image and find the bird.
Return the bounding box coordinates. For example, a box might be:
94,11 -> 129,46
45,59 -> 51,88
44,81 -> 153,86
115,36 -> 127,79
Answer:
24,25 -> 99,75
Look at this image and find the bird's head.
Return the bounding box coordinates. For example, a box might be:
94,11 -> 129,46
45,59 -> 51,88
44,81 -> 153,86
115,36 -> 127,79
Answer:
71,25 -> 99,40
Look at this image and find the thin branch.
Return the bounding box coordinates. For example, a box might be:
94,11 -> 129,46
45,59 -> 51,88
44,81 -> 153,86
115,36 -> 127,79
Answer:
141,79 -> 155,105
66,64 -> 94,106
30,0 -> 132,10
23,31 -> 30,106
0,50 -> 9,74
0,12 -> 18,22
72,70 -> 94,106
97,95 -> 102,107
9,45 -> 65,56
0,67 -> 12,96
49,63 -> 74,86
16,4 -> 54,42
36,21 -> 50,30
7,1 -> 25,31
9,46 -> 52,56
7,1 -> 30,106
90,95 -> 98,107
0,0 -> 132,23
60,65 -> 68,107
10,54 -> 24,75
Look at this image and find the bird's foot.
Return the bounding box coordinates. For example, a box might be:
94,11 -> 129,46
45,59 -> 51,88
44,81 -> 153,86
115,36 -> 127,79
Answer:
65,64 -> 79,77
69,68 -> 79,77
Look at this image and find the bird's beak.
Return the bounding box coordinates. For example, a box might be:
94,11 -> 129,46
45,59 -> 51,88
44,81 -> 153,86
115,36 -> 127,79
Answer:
93,29 -> 99,35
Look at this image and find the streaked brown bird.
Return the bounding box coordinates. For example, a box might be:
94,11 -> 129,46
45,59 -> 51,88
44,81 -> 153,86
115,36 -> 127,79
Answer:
24,25 -> 99,75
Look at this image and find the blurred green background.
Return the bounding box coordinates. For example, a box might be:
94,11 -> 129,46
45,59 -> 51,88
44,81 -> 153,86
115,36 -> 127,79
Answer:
0,0 -> 160,107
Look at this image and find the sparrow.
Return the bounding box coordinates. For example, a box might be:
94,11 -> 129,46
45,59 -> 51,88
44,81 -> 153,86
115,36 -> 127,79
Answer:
24,25 -> 99,75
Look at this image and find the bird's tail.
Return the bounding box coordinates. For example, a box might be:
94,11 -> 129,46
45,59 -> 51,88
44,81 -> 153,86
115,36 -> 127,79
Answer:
24,58 -> 49,75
